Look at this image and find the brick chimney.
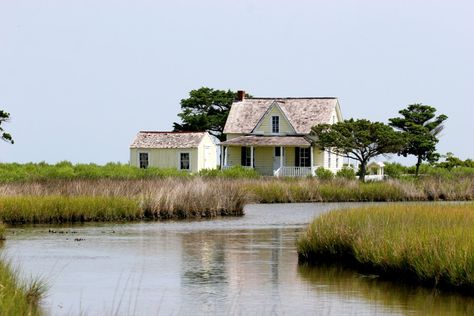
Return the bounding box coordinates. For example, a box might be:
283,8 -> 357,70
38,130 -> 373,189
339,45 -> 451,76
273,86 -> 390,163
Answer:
237,90 -> 245,101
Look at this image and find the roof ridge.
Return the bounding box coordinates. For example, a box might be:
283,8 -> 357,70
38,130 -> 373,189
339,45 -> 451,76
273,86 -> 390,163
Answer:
139,131 -> 206,134
247,97 -> 338,100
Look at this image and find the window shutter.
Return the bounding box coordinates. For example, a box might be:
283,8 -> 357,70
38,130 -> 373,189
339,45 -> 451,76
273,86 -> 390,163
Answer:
295,147 -> 300,167
241,147 -> 246,166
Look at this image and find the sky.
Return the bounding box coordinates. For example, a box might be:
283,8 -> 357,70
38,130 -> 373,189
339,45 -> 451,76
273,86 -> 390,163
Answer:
1,0 -> 473,165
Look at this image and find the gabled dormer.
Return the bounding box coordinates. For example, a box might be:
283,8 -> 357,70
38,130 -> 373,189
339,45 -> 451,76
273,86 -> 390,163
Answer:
251,101 -> 296,136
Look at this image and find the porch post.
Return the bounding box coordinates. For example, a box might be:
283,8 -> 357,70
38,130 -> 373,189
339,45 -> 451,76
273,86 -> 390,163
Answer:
280,146 -> 283,168
310,145 -> 315,176
224,146 -> 228,167
250,146 -> 254,168
220,145 -> 223,169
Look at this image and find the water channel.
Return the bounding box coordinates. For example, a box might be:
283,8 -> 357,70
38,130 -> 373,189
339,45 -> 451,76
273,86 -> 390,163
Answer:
3,203 -> 473,315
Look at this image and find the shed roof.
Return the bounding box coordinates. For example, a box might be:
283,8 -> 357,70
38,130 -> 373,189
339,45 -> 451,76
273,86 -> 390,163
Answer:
130,131 -> 208,149
219,135 -> 312,147
223,97 -> 339,134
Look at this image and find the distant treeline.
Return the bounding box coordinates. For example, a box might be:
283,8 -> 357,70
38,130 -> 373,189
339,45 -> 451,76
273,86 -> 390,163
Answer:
384,162 -> 474,179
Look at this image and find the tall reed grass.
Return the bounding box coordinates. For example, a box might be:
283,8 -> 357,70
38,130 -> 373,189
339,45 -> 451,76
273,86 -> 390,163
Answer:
297,203 -> 474,290
0,179 -> 248,223
0,259 -> 46,315
0,176 -> 471,224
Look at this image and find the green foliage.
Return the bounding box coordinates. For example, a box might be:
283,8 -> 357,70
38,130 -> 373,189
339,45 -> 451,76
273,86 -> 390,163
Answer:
312,119 -> 405,181
384,162 -> 407,178
0,162 -> 190,183
389,104 -> 448,176
335,167 -> 356,180
0,259 -> 45,316
198,166 -> 260,178
0,110 -> 14,144
315,167 -> 334,180
173,87 -> 250,141
436,152 -> 474,170
297,203 -> 474,290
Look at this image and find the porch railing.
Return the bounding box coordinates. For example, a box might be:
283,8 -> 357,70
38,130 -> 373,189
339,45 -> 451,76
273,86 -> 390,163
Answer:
275,166 -> 312,177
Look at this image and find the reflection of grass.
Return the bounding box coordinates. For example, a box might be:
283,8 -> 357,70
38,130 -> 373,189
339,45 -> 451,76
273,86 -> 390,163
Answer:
297,203 -> 474,291
297,263 -> 474,315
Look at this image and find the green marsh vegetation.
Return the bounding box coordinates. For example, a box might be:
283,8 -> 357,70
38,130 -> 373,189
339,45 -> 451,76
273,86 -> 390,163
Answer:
0,162 -> 471,224
0,259 -> 46,316
297,203 -> 474,291
0,178 -> 248,223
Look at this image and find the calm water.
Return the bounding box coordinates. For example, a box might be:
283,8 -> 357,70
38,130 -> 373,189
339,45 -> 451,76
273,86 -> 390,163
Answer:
3,203 -> 473,315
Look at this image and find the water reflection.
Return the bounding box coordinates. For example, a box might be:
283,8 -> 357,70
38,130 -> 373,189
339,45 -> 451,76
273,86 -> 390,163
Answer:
298,263 -> 474,315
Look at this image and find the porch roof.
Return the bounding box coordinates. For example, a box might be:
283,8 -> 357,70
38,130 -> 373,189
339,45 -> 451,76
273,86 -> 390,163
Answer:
219,135 -> 312,147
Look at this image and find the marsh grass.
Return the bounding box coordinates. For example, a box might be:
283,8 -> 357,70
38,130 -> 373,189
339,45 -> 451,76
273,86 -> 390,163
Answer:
297,203 -> 474,290
0,196 -> 141,224
0,179 -> 248,224
0,257 -> 46,315
0,176 -> 471,224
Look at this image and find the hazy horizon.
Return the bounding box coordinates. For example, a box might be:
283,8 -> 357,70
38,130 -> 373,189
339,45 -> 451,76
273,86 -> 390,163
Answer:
1,0 -> 473,165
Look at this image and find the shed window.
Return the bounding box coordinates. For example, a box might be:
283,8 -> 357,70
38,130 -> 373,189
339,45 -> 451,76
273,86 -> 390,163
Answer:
180,153 -> 190,170
139,153 -> 149,169
328,150 -> 332,168
272,116 -> 280,133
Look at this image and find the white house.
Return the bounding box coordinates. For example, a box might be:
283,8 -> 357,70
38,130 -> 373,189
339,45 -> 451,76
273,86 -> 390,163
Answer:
130,131 -> 217,172
219,91 -> 344,176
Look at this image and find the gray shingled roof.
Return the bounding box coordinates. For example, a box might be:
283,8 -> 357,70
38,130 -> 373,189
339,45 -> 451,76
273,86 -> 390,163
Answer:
220,135 -> 312,147
130,132 -> 207,149
223,97 -> 338,134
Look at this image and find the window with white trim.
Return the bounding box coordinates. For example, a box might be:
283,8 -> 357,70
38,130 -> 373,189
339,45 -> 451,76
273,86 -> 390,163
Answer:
327,150 -> 331,168
272,116 -> 280,133
180,153 -> 190,170
139,153 -> 149,169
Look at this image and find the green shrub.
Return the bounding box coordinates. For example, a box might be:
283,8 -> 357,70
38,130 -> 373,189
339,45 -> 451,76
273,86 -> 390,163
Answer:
384,162 -> 406,179
315,167 -> 334,180
336,167 -> 356,180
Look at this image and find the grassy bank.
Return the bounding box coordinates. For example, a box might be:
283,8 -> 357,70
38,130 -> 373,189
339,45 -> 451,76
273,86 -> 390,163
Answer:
0,179 -> 248,224
0,176 -> 471,224
297,203 -> 474,291
247,177 -> 473,202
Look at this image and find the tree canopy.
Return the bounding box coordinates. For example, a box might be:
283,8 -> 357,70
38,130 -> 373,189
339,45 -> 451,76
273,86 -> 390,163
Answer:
173,87 -> 246,141
0,110 -> 13,144
389,104 -> 447,176
311,119 -> 405,181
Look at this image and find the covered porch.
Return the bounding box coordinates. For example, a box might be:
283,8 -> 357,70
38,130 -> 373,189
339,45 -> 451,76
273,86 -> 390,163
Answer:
219,136 -> 323,177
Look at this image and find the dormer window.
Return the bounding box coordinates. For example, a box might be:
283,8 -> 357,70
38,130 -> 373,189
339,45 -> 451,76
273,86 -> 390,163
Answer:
272,116 -> 280,134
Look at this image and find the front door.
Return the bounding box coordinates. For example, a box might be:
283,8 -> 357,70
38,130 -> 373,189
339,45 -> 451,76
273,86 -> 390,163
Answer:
273,147 -> 283,171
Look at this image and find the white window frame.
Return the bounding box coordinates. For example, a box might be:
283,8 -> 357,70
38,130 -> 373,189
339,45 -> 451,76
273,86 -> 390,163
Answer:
271,116 -> 280,134
179,152 -> 191,170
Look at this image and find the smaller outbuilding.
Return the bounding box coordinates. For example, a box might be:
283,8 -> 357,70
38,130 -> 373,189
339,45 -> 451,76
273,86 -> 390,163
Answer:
130,131 -> 217,172
366,161 -> 385,181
